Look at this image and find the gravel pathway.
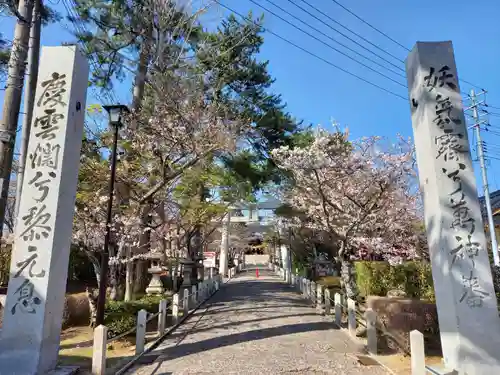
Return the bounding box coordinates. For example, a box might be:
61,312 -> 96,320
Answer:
127,269 -> 388,375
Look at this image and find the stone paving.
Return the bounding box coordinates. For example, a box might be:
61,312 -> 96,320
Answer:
126,269 -> 389,375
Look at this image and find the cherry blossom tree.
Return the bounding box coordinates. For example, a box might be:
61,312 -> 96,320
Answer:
271,128 -> 422,298
73,67 -> 244,298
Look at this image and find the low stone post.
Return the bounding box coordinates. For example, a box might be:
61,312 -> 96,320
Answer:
135,309 -> 147,355
92,325 -> 107,375
191,285 -> 197,307
183,288 -> 189,315
347,298 -> 357,336
158,299 -> 167,336
334,293 -> 342,326
172,293 -> 179,324
410,330 -> 426,375
324,289 -> 331,315
365,308 -> 377,354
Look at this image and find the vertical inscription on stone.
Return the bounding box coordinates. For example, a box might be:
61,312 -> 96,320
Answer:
10,73 -> 67,315
417,65 -> 490,308
0,45 -> 89,375
406,40 -> 500,375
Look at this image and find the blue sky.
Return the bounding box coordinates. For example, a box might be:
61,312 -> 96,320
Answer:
2,0 -> 500,193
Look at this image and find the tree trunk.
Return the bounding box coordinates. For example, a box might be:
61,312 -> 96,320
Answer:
172,261 -> 178,292
0,0 -> 34,237
109,263 -> 119,301
124,28 -> 151,293
90,255 -> 101,288
124,246 -> 134,301
14,0 -> 41,224
132,200 -> 152,295
340,259 -> 358,299
130,32 -> 150,121
85,287 -> 98,328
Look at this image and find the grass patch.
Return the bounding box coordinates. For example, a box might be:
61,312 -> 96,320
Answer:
375,353 -> 442,375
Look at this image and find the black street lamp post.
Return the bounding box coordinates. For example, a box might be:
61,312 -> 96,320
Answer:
95,104 -> 130,327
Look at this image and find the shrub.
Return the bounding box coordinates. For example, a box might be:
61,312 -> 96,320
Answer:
104,294 -> 164,338
355,261 -> 434,301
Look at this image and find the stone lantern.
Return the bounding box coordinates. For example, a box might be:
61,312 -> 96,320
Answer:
145,251 -> 165,295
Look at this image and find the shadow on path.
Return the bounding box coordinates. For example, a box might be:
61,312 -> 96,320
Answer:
158,321 -> 335,360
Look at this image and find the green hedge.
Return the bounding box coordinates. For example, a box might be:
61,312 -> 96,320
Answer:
355,261 -> 435,301
104,295 -> 164,337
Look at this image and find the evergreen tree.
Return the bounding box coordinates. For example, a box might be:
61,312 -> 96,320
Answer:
195,13 -> 307,190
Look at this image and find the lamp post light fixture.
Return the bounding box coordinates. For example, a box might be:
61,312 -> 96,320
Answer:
95,104 -> 130,327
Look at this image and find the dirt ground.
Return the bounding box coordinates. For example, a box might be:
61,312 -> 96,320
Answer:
375,353 -> 442,374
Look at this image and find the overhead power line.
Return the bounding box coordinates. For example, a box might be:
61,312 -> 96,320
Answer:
326,0 -> 482,90
328,0 -> 410,52
215,1 -> 407,100
248,0 -> 406,88
291,0 -> 404,63
257,0 -> 405,76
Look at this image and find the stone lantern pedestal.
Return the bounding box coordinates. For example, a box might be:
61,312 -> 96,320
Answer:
180,258 -> 195,288
145,252 -> 165,295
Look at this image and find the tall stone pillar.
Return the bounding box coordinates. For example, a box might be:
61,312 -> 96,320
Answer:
219,212 -> 230,277
278,221 -> 291,282
406,41 -> 500,374
0,46 -> 88,374
274,241 -> 280,266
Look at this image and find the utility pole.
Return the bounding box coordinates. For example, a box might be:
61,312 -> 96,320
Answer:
470,89 -> 500,266
14,0 -> 41,224
0,0 -> 34,237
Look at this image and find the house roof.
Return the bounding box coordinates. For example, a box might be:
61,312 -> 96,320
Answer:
478,190 -> 500,225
